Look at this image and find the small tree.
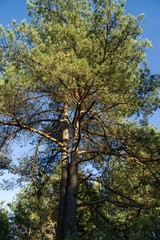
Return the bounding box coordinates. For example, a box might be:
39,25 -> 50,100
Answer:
9,176 -> 58,240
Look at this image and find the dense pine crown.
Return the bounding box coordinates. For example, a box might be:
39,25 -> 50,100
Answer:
0,0 -> 159,118
0,1 -> 160,240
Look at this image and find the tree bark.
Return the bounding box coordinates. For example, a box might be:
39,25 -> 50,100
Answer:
56,102 -> 80,240
63,157 -> 78,239
56,103 -> 69,240
56,103 -> 79,240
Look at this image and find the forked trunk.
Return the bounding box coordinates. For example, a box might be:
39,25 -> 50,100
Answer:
57,162 -> 78,240
56,103 -> 79,240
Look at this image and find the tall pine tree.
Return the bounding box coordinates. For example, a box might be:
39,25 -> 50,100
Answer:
0,0 -> 160,239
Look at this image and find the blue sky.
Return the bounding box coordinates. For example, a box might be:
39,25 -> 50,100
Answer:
0,0 -> 28,25
125,0 -> 160,74
0,0 -> 160,204
124,0 -> 160,127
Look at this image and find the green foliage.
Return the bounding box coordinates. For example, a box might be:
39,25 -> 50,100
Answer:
9,174 -> 59,240
9,169 -> 160,240
0,0 -> 159,117
0,203 -> 11,240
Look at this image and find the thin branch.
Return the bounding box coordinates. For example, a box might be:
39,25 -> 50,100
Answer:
77,197 -> 159,209
37,6 -> 68,24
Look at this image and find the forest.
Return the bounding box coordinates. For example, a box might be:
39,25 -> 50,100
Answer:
0,0 -> 160,239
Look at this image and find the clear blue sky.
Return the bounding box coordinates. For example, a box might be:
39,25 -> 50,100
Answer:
0,0 -> 160,204
125,0 -> 160,74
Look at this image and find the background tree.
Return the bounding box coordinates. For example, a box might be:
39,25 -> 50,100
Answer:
0,203 -> 12,240
0,0 -> 160,239
9,175 -> 58,240
9,151 -> 160,240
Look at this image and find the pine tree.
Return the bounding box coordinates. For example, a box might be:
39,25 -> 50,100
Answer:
0,0 -> 160,239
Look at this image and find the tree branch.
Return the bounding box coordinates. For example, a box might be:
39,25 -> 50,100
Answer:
0,120 -> 63,148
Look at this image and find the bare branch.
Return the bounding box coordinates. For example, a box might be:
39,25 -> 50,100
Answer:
0,120 -> 63,148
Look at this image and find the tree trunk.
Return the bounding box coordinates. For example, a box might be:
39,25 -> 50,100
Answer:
57,162 -> 78,240
56,102 -> 69,239
63,159 -> 78,239
56,103 -> 79,240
